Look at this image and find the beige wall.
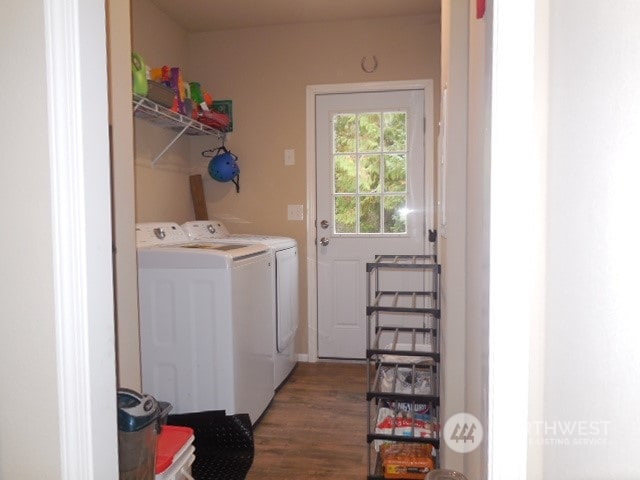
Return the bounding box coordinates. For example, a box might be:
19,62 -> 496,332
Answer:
131,0 -> 196,223
187,16 -> 441,353
109,0 -> 141,390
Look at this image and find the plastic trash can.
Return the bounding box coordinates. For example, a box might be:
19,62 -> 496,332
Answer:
117,388 -> 165,480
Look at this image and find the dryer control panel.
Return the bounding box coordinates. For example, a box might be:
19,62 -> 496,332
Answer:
181,220 -> 230,240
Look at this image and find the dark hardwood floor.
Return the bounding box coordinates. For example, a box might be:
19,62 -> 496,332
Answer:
246,362 -> 368,480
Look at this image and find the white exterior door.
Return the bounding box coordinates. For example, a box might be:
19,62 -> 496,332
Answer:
316,89 -> 430,359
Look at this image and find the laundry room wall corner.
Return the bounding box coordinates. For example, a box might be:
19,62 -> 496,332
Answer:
187,15 -> 440,356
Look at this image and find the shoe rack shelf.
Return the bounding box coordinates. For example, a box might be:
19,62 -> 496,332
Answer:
365,254 -> 441,480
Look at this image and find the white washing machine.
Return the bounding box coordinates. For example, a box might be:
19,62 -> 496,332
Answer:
181,220 -> 299,389
136,222 -> 275,424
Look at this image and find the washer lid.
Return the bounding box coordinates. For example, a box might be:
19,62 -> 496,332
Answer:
178,242 -> 270,258
181,220 -> 297,249
227,234 -> 296,249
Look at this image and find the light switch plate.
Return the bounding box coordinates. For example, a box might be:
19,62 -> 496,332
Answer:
284,149 -> 295,166
287,204 -> 304,221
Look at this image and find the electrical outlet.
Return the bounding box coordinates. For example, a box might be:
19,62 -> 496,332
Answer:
287,204 -> 304,221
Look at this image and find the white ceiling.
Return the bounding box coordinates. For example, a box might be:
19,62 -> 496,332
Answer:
148,0 -> 441,33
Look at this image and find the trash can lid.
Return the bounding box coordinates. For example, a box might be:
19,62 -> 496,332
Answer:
117,388 -> 160,432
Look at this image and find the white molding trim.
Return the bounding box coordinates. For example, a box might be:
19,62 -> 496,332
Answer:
305,86 -> 319,363
305,80 -> 435,362
45,0 -> 94,476
488,1 -> 538,478
45,0 -> 117,478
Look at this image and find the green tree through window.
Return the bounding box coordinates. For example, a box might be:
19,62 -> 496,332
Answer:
333,111 -> 408,234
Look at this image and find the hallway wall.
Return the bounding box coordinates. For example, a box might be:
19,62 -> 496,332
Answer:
541,1 -> 640,477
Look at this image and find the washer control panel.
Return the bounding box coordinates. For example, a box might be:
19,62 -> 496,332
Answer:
136,222 -> 189,247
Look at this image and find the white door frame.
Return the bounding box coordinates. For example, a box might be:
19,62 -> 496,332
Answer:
488,1 -> 542,478
305,80 -> 435,362
46,0 -> 118,477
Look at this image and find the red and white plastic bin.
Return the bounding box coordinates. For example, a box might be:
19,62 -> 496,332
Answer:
155,425 -> 195,480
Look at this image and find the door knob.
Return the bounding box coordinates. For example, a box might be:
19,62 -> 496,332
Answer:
320,237 -> 330,246
320,219 -> 329,229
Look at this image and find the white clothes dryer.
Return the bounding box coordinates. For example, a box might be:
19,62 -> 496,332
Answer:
136,222 -> 275,424
181,220 -> 298,389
